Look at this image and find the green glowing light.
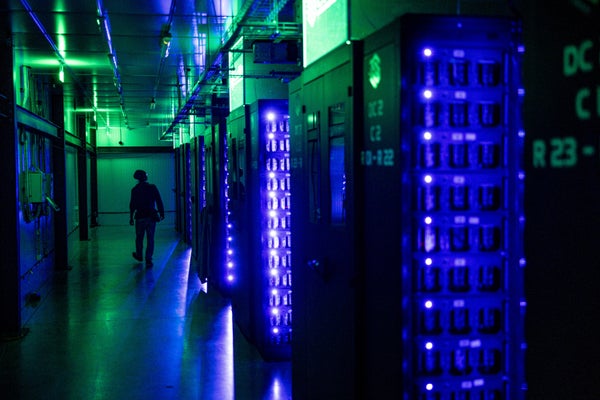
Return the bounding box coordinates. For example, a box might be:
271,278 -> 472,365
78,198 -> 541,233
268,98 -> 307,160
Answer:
27,57 -> 91,68
303,0 -> 348,67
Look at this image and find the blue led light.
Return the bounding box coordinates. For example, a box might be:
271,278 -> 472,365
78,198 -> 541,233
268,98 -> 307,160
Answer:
406,18 -> 523,394
262,104 -> 292,350
223,135 -> 235,287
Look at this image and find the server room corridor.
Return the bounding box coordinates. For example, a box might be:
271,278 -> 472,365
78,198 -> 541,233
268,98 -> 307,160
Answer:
0,224 -> 292,400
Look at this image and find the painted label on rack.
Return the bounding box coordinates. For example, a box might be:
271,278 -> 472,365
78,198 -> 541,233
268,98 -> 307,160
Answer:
361,48 -> 397,168
563,39 -> 600,121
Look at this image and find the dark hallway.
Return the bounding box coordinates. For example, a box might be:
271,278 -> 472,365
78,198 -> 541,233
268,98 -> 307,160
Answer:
0,224 -> 291,399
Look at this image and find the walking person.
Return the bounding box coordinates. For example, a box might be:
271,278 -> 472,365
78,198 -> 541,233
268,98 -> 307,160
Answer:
129,169 -> 165,267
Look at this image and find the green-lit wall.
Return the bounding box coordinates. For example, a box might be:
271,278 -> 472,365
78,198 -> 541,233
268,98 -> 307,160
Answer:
95,126 -> 172,147
97,153 -> 176,226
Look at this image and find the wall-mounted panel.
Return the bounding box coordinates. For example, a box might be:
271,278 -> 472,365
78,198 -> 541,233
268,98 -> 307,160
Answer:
16,127 -> 56,325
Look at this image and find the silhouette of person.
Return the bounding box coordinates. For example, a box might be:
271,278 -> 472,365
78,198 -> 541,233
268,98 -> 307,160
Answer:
129,169 -> 164,267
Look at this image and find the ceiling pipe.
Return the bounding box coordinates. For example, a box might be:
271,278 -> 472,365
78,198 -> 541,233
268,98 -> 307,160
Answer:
96,0 -> 129,129
149,0 -> 177,119
20,0 -> 64,64
160,0 -> 299,140
20,0 -> 106,126
159,0 -> 259,140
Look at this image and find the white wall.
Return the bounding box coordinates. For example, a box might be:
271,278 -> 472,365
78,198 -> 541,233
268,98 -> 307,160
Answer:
97,152 -> 175,225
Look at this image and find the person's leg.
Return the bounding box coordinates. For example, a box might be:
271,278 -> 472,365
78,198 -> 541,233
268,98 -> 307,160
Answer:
133,219 -> 145,261
145,220 -> 157,265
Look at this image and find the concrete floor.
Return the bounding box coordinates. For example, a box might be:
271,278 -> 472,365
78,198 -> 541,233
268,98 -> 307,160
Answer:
0,224 -> 291,399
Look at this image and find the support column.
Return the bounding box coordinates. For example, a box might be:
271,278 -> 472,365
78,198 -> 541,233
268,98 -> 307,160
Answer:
0,24 -> 23,338
50,82 -> 69,270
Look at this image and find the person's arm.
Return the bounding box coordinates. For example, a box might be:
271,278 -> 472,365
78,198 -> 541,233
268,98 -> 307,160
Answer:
154,186 -> 165,219
129,189 -> 135,225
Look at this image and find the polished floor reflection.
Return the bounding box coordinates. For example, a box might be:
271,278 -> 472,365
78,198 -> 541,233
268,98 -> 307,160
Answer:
0,224 -> 291,399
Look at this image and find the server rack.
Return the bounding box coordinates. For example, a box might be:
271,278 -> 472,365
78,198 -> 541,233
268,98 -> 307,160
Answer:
226,105 -> 251,331
290,14 -> 524,399
228,100 -> 292,360
184,143 -> 192,243
175,147 -> 182,234
175,143 -> 191,243
289,43 -> 361,399
202,123 -> 228,294
386,15 -> 525,399
523,2 -> 600,398
190,135 -> 207,281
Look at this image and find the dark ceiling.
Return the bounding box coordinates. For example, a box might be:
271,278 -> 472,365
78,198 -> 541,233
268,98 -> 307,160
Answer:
5,0 -> 299,140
